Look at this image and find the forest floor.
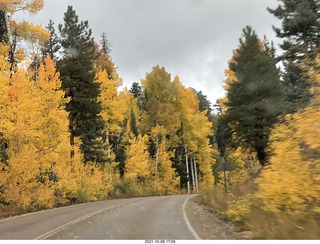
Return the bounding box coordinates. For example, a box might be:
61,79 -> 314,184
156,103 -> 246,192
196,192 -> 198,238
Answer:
185,196 -> 253,240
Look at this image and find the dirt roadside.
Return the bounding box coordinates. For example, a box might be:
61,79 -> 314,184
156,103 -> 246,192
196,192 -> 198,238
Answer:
185,196 -> 252,240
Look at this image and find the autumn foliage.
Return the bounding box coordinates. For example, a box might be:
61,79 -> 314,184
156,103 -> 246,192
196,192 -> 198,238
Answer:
0,3 -> 218,215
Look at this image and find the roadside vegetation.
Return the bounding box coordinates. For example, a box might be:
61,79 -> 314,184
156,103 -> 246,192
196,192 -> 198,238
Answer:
199,0 -> 320,239
0,1 -> 320,240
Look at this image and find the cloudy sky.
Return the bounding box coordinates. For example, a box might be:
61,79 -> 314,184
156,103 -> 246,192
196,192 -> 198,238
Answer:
16,0 -> 281,106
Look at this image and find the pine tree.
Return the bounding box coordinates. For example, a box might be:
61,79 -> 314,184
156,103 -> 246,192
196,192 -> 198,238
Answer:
129,81 -> 143,106
100,32 -> 111,55
224,26 -> 283,166
57,6 -> 106,163
268,0 -> 320,60
268,0 -> 320,112
0,10 -> 6,42
42,19 -> 60,60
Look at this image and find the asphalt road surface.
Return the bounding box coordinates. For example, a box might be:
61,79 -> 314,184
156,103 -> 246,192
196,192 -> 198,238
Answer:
0,195 -> 200,240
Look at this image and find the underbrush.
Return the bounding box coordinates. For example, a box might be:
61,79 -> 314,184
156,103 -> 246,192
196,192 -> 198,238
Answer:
199,181 -> 320,239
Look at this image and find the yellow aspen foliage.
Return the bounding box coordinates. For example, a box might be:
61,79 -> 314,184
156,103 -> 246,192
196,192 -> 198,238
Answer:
173,76 -> 216,188
0,67 -> 55,210
226,147 -> 260,185
256,115 -> 318,215
157,142 -> 180,194
0,44 -> 10,131
11,20 -> 50,44
255,56 -> 320,216
197,139 -> 215,189
217,66 -> 237,111
0,0 -> 43,13
0,55 -> 107,208
116,89 -> 141,155
124,135 -> 152,183
150,124 -> 168,178
76,163 -> 110,203
120,88 -> 141,128
217,53 -> 238,111
97,69 -> 124,136
97,69 -> 124,161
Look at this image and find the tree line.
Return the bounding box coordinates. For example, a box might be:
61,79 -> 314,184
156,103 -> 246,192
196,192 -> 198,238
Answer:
0,1 -> 320,236
0,1 -> 216,212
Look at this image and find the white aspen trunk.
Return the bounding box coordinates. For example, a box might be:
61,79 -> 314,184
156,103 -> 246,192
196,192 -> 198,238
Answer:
4,11 -> 13,48
185,143 -> 190,194
106,133 -> 111,157
193,157 -> 199,193
190,157 -> 195,192
155,135 -> 159,181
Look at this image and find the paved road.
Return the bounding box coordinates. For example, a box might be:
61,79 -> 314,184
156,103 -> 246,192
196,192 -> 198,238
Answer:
0,195 -> 199,240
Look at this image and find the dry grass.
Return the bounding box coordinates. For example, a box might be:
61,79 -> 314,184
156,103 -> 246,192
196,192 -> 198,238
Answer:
199,180 -> 320,239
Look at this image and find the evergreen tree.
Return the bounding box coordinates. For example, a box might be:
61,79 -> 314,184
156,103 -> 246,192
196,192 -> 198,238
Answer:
130,108 -> 138,138
268,0 -> 320,60
0,10 -> 6,42
129,82 -> 143,102
224,26 -> 283,166
192,89 -> 212,117
42,19 -> 60,60
100,32 -> 112,55
268,0 -> 320,112
57,6 -> 106,163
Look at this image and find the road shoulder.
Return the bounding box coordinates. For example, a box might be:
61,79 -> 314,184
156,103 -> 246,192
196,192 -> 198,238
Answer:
184,196 -> 244,240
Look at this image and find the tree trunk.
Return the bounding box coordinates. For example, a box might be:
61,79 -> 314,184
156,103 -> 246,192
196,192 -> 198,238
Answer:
256,146 -> 267,166
69,112 -> 75,158
184,143 -> 190,194
106,134 -> 111,157
4,11 -> 15,74
155,135 -> 159,181
4,11 -> 13,48
190,157 -> 195,192
193,157 -> 199,193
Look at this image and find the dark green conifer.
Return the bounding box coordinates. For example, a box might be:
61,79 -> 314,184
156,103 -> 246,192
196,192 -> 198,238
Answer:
224,26 -> 283,166
42,19 -> 60,61
268,0 -> 320,112
57,6 -> 106,163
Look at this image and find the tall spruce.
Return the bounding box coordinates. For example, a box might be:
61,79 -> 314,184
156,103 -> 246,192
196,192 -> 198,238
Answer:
268,0 -> 320,112
57,6 -> 106,163
224,26 -> 283,166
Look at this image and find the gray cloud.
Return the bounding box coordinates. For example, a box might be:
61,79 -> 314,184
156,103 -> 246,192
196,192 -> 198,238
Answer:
17,0 -> 281,105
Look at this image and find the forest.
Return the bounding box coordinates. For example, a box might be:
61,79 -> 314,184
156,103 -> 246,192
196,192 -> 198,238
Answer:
0,0 -> 320,239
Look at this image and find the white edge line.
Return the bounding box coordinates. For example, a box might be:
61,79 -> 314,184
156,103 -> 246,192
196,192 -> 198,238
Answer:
182,196 -> 201,240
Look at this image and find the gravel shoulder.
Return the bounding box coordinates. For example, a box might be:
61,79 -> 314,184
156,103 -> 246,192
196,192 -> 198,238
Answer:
184,196 -> 248,240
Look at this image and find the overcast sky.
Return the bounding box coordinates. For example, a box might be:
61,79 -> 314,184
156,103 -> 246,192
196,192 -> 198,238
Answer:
16,0 -> 281,106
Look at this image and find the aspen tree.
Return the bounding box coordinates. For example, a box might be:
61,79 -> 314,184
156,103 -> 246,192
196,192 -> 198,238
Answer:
1,65 -> 55,209
150,125 -> 168,181
157,142 -> 179,194
256,55 -> 320,215
0,0 -> 44,71
124,135 -> 152,183
97,69 -> 124,161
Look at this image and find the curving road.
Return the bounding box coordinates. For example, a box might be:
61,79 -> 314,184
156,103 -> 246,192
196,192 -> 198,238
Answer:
0,195 -> 200,240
